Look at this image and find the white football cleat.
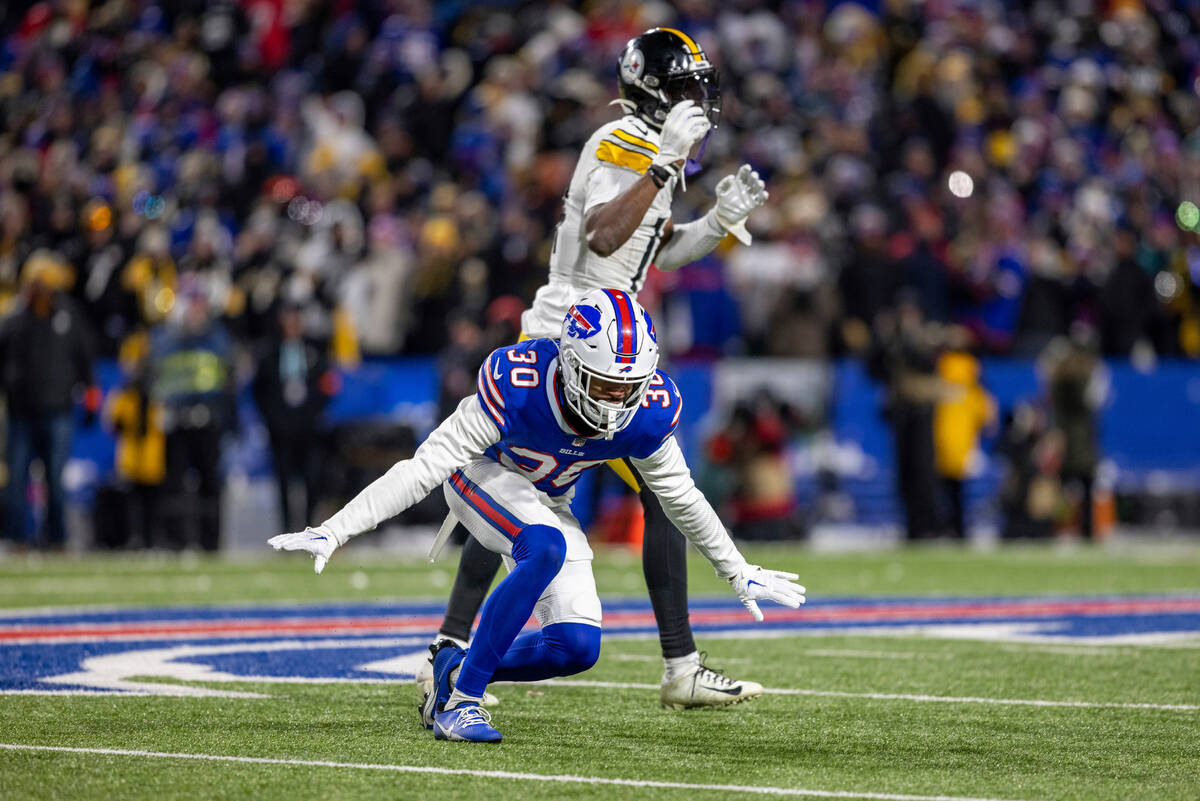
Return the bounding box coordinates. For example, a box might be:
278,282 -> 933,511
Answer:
660,654 -> 763,710
415,641 -> 498,710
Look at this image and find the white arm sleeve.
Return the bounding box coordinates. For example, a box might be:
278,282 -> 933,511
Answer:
319,396 -> 501,545
653,209 -> 727,271
630,436 -> 748,578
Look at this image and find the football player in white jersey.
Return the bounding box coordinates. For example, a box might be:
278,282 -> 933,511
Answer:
426,27 -> 771,710
270,289 -> 805,742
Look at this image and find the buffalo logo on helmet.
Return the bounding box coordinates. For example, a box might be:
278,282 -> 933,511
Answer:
565,304 -> 603,340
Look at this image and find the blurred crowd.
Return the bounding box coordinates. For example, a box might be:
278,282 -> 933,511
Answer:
1,0 -> 1198,547
700,318 -> 1107,543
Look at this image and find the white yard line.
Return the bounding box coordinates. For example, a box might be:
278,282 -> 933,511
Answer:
535,680 -> 1200,712
611,648 -> 950,661
0,743 -> 1040,801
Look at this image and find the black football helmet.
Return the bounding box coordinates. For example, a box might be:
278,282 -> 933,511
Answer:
616,28 -> 720,130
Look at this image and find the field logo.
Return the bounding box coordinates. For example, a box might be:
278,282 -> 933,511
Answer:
3,595 -> 1199,697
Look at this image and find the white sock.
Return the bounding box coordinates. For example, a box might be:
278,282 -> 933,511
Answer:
662,651 -> 701,683
446,687 -> 484,711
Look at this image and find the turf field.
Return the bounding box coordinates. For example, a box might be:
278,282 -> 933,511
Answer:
1,542 -> 1198,801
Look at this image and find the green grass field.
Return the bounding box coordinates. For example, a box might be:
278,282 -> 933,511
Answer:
1,542 -> 1199,801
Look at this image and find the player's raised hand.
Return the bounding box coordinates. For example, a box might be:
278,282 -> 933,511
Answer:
653,99 -> 711,173
268,526 -> 339,574
729,564 -> 806,622
713,164 -> 768,245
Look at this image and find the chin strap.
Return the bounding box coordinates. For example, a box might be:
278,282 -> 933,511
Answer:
608,98 -> 662,133
603,408 -> 619,440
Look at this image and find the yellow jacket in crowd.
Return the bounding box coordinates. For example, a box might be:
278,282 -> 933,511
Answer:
106,387 -> 166,486
934,351 -> 996,480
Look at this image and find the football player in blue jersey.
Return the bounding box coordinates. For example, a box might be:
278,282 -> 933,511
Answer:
426,25 -> 770,712
269,289 -> 806,743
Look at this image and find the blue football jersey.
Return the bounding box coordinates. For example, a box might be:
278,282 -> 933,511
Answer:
474,338 -> 682,497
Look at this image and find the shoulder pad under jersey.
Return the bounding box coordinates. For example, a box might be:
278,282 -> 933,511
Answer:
475,338 -> 558,435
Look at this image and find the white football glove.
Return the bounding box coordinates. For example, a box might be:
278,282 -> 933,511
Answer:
728,564 -> 806,622
652,99 -> 711,176
268,526 -> 339,574
712,164 -> 768,245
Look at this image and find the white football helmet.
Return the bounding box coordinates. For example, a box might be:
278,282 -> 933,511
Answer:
559,288 -> 660,438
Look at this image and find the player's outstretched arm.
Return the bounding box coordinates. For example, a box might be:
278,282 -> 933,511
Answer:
726,564 -> 806,623
268,395 -> 500,573
268,527 -> 338,574
711,164 -> 768,245
630,436 -> 805,620
654,164 -> 768,270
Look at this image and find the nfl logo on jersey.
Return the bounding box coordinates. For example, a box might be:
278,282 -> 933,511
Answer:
565,304 -> 602,340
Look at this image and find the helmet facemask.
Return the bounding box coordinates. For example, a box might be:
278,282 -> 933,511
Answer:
621,67 -> 721,130
559,346 -> 654,438
663,70 -> 720,128
665,70 -> 720,176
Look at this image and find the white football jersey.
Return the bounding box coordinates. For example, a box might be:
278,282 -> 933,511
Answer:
520,114 -> 676,338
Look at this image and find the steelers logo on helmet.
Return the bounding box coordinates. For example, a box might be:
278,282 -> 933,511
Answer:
619,47 -> 644,84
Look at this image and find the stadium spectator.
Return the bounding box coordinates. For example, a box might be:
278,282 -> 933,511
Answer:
76,199 -> 136,358
149,280 -> 235,551
1097,221 -> 1159,359
102,353 -> 166,549
869,296 -> 943,541
436,310 -> 489,422
932,338 -> 996,540
705,391 -> 804,541
1041,329 -> 1109,540
0,252 -> 99,548
997,401 -> 1061,541
253,301 -> 337,534
340,214 -> 414,356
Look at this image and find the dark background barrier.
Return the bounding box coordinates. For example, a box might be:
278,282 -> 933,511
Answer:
62,356 -> 1200,538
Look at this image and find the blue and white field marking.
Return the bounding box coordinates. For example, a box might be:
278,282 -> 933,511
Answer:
1,595 -> 1199,697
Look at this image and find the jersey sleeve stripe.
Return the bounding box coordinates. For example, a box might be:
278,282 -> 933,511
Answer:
595,140 -> 651,173
612,128 -> 658,153
476,370 -> 505,428
483,355 -> 506,408
602,135 -> 655,159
